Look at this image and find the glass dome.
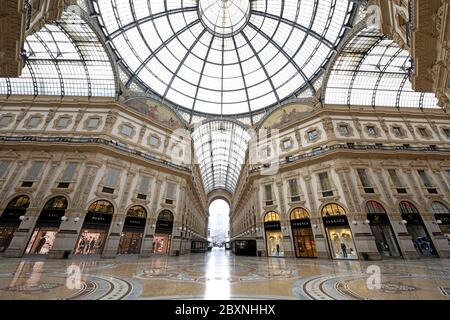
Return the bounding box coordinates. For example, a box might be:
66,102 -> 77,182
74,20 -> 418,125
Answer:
92,0 -> 355,118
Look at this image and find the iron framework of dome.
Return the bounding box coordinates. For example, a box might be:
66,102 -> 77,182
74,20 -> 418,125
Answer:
0,11 -> 116,98
324,26 -> 439,109
91,0 -> 356,119
192,120 -> 250,194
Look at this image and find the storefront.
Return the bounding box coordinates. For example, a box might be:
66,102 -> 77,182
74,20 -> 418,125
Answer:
399,201 -> 437,257
365,201 -> 401,258
191,240 -> 208,253
232,239 -> 256,256
264,211 -> 284,257
0,195 -> 30,253
25,196 -> 67,255
118,205 -> 147,254
290,208 -> 317,258
153,210 -> 174,254
74,200 -> 114,255
322,204 -> 357,260
432,202 -> 450,246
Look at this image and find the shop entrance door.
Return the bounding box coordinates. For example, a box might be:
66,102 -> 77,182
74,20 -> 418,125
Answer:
291,219 -> 317,258
118,230 -> 143,254
402,213 -> 437,257
0,224 -> 17,253
368,213 -> 401,258
153,234 -> 171,254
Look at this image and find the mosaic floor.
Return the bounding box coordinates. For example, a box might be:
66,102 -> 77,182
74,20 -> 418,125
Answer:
0,248 -> 450,300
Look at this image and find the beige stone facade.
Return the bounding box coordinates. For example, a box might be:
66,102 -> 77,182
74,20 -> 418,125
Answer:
368,0 -> 450,107
0,98 -> 208,258
231,105 -> 450,260
0,0 -> 65,77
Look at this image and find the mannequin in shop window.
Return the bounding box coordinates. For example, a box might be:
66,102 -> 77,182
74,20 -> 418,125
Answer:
341,243 -> 347,258
35,235 -> 47,253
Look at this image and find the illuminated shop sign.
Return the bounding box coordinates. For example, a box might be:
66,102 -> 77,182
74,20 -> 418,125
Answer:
84,211 -> 113,225
155,220 -> 173,234
264,221 -> 281,230
38,210 -> 65,222
124,216 -> 146,228
323,215 -> 348,227
291,219 -> 311,228
0,209 -> 26,222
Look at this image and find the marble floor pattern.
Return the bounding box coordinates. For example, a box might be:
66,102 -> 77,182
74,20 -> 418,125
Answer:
0,248 -> 450,300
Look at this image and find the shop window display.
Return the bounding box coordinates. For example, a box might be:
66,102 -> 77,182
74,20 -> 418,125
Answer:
25,196 -> 67,255
153,210 -> 174,254
74,200 -> 114,255
0,195 -> 30,252
264,211 -> 284,257
432,202 -> 450,245
399,201 -> 437,257
326,227 -> 357,259
25,229 -> 57,254
118,205 -> 147,254
322,204 -> 357,260
153,235 -> 171,254
290,208 -> 317,258
75,230 -> 108,255
0,226 -> 16,252
366,201 -> 401,258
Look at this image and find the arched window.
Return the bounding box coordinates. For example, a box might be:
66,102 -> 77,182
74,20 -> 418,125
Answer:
44,197 -> 68,210
290,208 -> 309,220
6,195 -> 30,209
321,203 -> 346,217
264,211 -> 280,222
431,202 -> 450,214
157,210 -> 174,221
399,201 -> 419,214
365,201 -> 386,214
126,206 -> 147,218
88,200 -> 114,215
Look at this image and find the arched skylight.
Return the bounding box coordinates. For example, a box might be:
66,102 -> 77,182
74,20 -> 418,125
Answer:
324,27 -> 438,109
192,120 -> 250,194
92,0 -> 355,117
0,11 -> 116,98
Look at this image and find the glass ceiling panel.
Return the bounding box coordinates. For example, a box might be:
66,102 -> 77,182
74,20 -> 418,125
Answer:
0,11 -> 116,98
93,0 -> 354,119
324,27 -> 438,109
192,120 -> 250,194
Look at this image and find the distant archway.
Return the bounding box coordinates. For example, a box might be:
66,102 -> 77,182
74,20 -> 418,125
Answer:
208,199 -> 230,247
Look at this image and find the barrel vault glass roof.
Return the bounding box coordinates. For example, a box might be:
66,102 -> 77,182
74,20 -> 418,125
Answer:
0,12 -> 116,98
324,27 -> 438,109
192,120 -> 250,194
92,0 -> 355,119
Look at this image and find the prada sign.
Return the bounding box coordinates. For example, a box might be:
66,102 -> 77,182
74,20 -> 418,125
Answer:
155,220 -> 173,234
0,209 -> 26,222
124,216 -> 146,228
264,221 -> 281,230
84,211 -> 113,226
323,215 -> 348,227
291,219 -> 311,229
38,209 -> 65,223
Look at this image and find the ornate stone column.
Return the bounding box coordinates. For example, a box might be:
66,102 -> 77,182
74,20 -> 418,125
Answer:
303,174 -> 328,259
102,169 -> 135,258
48,162 -> 101,259
141,179 -> 162,256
